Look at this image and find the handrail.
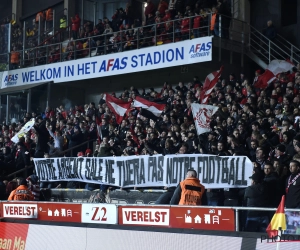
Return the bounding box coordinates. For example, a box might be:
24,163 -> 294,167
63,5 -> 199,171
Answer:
2,12 -> 300,71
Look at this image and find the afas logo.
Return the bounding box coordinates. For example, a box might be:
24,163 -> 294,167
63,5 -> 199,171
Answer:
189,42 -> 212,58
4,74 -> 18,86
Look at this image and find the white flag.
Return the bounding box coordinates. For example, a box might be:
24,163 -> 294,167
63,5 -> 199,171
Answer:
11,118 -> 35,143
191,103 -> 219,135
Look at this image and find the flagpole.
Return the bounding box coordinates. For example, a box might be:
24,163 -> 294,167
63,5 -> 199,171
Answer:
276,227 -> 282,250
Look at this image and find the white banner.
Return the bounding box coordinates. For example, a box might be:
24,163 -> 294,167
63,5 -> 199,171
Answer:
33,154 -> 252,189
1,37 -> 212,89
11,118 -> 35,143
191,104 -> 219,135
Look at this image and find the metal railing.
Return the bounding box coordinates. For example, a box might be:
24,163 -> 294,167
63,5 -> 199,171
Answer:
1,13 -> 300,72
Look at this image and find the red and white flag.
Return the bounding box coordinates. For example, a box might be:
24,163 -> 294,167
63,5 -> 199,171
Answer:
191,103 -> 219,135
254,60 -> 294,89
200,66 -> 224,104
133,96 -> 165,117
103,93 -> 131,124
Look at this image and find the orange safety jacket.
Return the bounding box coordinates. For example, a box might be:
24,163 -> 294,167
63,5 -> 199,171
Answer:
11,51 -> 20,64
46,8 -> 53,21
36,12 -> 44,22
8,185 -> 34,201
179,178 -> 205,205
210,13 -> 217,31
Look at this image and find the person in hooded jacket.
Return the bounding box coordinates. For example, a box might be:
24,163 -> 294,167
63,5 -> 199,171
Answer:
244,172 -> 270,232
15,141 -> 30,170
263,161 -> 280,207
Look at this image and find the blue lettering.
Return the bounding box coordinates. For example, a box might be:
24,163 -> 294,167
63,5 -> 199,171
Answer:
138,54 -> 145,66
85,63 -> 90,74
120,57 -> 127,69
176,48 -> 184,60
40,69 -> 45,80
162,50 -> 165,63
14,74 -> 18,81
53,67 -> 61,78
189,45 -> 195,54
99,61 -> 106,72
154,52 -> 161,64
34,71 -> 39,81
206,42 -> 212,51
200,43 -> 206,52
30,71 -> 34,82
112,58 -> 120,71
166,49 -> 174,62
68,65 -> 74,76
91,61 -> 97,73
46,68 -> 52,79
78,63 -> 84,75
145,54 -> 153,65
131,56 -> 138,68
22,72 -> 30,82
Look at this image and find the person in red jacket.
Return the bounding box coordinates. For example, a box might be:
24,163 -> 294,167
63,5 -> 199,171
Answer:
71,14 -> 81,39
158,0 -> 168,15
145,0 -> 156,21
181,16 -> 190,40
193,11 -> 201,38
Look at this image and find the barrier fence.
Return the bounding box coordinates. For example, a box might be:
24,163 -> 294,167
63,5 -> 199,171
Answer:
1,201 -> 300,232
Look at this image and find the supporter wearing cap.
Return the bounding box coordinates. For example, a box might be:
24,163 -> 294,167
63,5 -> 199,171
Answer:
27,175 -> 40,201
203,131 -> 217,154
269,144 -> 290,166
244,172 -> 270,232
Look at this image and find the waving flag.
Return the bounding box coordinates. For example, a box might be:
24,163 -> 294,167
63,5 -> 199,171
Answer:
266,195 -> 286,237
133,96 -> 165,117
191,103 -> 219,135
103,93 -> 131,124
254,60 -> 294,89
200,66 -> 224,104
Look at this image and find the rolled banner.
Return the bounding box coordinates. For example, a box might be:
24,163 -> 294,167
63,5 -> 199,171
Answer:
11,118 -> 35,143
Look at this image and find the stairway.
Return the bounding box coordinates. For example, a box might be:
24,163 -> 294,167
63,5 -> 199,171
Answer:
218,15 -> 300,69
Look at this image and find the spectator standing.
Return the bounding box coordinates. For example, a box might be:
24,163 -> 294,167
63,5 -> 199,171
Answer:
66,125 -> 83,157
285,160 -> 300,208
193,11 -> 201,38
59,15 -> 67,41
170,169 -> 205,205
46,8 -> 54,30
10,46 -> 20,70
27,175 -> 40,201
15,141 -> 30,170
244,173 -> 269,232
8,178 -> 34,201
71,14 -> 81,40
145,0 -> 156,21
158,0 -> 169,16
263,20 -> 276,41
263,161 -> 280,207
33,116 -> 49,158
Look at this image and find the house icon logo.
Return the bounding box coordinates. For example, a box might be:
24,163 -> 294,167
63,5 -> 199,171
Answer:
194,215 -> 201,223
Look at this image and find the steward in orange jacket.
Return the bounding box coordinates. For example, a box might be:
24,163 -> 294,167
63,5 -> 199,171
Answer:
8,178 -> 34,201
170,169 -> 205,205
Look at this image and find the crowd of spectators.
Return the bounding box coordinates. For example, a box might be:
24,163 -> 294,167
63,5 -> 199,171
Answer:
1,52 -> 300,231
2,0 -> 232,68
2,0 -> 300,233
